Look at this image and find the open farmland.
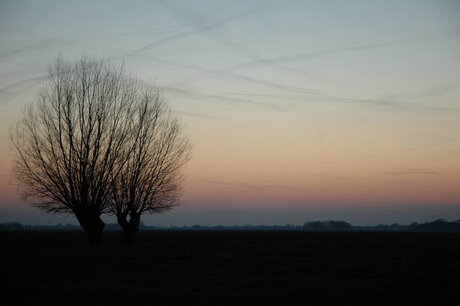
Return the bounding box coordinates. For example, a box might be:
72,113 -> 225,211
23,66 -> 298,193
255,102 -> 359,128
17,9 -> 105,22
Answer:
1,231 -> 460,305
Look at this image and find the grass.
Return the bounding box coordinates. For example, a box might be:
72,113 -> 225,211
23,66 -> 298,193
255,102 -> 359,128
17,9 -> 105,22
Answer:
1,231 -> 460,305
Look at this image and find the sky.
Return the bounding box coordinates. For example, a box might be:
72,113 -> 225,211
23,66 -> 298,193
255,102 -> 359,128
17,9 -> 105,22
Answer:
0,0 -> 459,226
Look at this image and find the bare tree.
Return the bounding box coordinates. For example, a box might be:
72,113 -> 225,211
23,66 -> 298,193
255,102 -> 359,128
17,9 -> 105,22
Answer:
10,56 -> 142,245
109,90 -> 191,245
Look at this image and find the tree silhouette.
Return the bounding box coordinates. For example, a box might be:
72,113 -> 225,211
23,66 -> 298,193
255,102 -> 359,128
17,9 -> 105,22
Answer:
10,56 -> 167,245
109,91 -> 191,245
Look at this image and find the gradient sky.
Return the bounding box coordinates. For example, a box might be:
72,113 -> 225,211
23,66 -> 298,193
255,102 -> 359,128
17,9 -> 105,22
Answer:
1,0 -> 459,226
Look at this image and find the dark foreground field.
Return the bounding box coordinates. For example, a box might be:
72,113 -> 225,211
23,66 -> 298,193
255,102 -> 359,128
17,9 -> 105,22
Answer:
1,231 -> 460,305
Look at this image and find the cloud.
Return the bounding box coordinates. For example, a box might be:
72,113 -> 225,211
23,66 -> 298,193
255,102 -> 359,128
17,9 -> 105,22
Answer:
222,32 -> 460,72
0,75 -> 49,106
315,94 -> 460,113
0,38 -> 66,59
225,41 -> 398,72
155,0 -> 261,59
154,1 -> 311,79
160,86 -> 282,110
0,61 -> 284,112
316,142 -> 448,165
304,173 -> 365,183
0,75 -> 48,93
202,179 -> 264,190
202,179 -> 285,191
385,179 -> 411,185
0,25 -> 180,60
128,54 -> 319,96
392,83 -> 460,102
420,84 -> 460,97
131,56 -> 460,114
131,2 -> 277,54
174,110 -> 215,119
382,169 -> 439,176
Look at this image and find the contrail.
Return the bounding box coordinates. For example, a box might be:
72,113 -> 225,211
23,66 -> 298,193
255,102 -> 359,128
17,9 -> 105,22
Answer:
139,1 -> 311,78
130,2 -> 278,54
155,0 -> 262,59
202,179 -> 265,191
382,169 -> 439,176
0,55 -> 135,107
3,58 -> 457,114
222,32 -> 460,72
226,41 -> 397,71
174,110 -> 215,119
315,142 -> 450,166
137,54 -> 460,113
0,26 -> 179,59
313,94 -> 460,113
0,60 -> 283,111
0,75 -> 49,106
172,41 -> 401,87
129,54 -> 319,95
0,75 -> 49,93
0,38 -> 67,59
160,86 -> 282,110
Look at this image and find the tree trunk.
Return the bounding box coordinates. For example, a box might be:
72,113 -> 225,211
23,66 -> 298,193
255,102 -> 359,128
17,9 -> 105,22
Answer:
75,210 -> 105,246
117,214 -> 140,245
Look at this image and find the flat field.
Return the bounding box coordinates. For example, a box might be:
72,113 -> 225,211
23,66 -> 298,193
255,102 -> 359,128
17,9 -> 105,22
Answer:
1,231 -> 459,305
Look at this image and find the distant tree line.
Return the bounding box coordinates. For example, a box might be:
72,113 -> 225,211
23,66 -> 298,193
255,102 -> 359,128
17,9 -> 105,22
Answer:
0,222 -> 80,231
409,219 -> 460,231
303,220 -> 352,230
3,219 -> 460,232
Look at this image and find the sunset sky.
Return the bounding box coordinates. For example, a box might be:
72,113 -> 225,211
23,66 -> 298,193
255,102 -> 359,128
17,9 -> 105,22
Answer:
1,0 -> 459,226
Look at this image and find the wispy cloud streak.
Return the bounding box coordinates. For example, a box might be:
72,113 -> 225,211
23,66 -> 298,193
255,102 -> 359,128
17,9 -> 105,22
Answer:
129,54 -> 319,96
0,26 -> 180,59
315,142 -> 449,166
203,179 -> 265,190
160,86 -> 282,110
0,75 -> 49,106
131,2 -> 276,54
202,179 -> 285,190
156,0 -> 262,58
222,33 -> 460,72
382,169 -> 439,176
174,110 -> 215,119
129,55 -> 460,114
225,41 -> 398,71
